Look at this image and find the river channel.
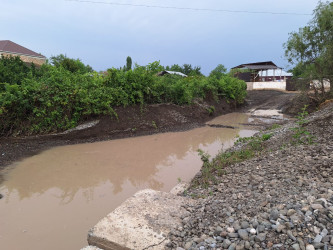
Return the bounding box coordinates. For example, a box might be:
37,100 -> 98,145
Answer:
0,112 -> 258,250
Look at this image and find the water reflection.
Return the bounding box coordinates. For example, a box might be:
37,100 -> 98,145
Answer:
0,112 -> 256,250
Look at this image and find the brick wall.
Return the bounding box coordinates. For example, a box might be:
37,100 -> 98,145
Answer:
1,52 -> 46,66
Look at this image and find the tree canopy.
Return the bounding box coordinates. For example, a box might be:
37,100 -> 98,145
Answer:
284,1 -> 333,94
50,54 -> 93,74
126,56 -> 132,71
209,64 -> 227,79
165,64 -> 202,76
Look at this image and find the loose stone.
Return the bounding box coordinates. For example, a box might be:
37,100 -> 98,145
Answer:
241,221 -> 250,229
287,230 -> 297,241
313,234 -> 323,243
228,243 -> 236,250
228,232 -> 239,238
270,209 -> 279,220
255,233 -> 266,242
287,209 -> 297,216
305,245 -> 315,250
238,229 -> 249,240
311,204 -> 324,210
222,239 -> 232,248
257,224 -> 265,233
292,243 -> 300,250
320,228 -> 328,238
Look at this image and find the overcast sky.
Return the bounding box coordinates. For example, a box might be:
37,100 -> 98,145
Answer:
2,0 -> 319,74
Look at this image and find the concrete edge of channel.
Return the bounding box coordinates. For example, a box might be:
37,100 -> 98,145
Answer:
82,182 -> 191,250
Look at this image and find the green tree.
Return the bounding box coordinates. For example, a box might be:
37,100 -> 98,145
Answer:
165,64 -> 202,76
50,54 -> 93,74
146,61 -> 164,74
209,64 -> 227,79
126,56 -> 132,71
191,66 -> 202,76
284,1 -> 333,95
169,64 -> 183,73
182,64 -> 193,75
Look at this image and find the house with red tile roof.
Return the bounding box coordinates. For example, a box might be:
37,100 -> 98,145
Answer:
0,40 -> 46,66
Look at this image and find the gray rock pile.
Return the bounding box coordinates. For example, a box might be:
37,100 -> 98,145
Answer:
166,103 -> 333,249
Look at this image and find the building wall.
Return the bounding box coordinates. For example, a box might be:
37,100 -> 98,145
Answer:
259,76 -> 292,82
246,81 -> 286,90
246,82 -> 253,90
0,52 -> 46,66
311,79 -> 331,89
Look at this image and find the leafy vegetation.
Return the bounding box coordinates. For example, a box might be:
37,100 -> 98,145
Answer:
291,105 -> 314,145
209,64 -> 227,79
0,56 -> 247,136
195,134 -> 271,187
284,1 -> 333,101
0,56 -> 33,85
126,56 -> 132,71
50,54 -> 93,74
268,124 -> 281,130
165,63 -> 202,76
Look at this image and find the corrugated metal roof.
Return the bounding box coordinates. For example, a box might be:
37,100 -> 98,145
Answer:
165,71 -> 187,77
157,71 -> 187,77
0,40 -> 46,58
232,61 -> 281,70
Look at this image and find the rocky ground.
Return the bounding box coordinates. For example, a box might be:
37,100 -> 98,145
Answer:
165,102 -> 333,249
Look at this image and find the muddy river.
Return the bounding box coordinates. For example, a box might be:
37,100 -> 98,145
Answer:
0,113 -> 258,250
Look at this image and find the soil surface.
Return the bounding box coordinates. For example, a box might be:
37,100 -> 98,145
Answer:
0,90 -> 295,178
165,101 -> 333,249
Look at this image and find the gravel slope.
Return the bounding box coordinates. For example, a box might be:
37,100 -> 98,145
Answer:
166,102 -> 333,250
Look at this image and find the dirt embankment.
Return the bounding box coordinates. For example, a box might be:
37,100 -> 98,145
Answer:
0,90 -> 296,173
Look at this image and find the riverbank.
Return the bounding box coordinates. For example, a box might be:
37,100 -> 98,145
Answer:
0,90 -> 295,174
166,101 -> 333,249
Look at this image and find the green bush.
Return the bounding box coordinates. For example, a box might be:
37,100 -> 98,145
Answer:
0,56 -> 34,85
0,60 -> 247,136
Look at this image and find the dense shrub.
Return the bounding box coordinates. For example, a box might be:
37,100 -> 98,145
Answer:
0,56 -> 32,85
50,54 -> 93,74
0,60 -> 247,136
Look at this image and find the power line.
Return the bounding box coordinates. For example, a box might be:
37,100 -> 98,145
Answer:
65,0 -> 312,16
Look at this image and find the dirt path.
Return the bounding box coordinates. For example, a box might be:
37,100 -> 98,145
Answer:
0,90 -> 296,176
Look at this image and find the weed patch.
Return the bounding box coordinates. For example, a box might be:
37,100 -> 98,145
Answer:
268,124 -> 281,130
195,134 -> 270,188
291,105 -> 314,145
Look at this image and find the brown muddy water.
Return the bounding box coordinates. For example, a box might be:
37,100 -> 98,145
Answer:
0,113 -> 257,250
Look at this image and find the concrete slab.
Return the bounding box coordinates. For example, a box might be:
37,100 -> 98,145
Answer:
170,182 -> 189,195
87,188 -> 193,250
81,246 -> 103,250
